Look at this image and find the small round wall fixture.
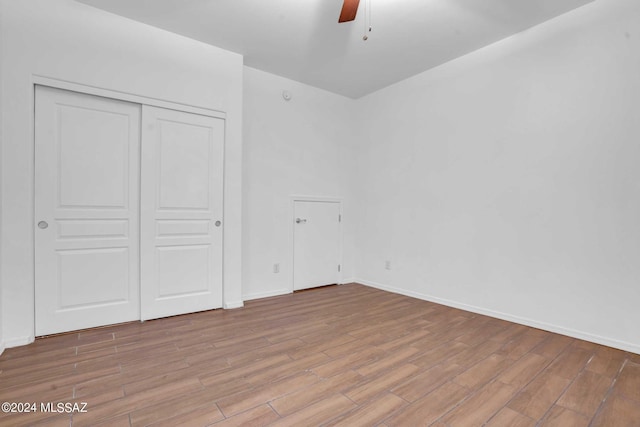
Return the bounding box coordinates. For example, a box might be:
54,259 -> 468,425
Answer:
282,90 -> 292,101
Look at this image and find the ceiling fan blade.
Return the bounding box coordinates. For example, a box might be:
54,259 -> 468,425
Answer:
338,0 -> 360,23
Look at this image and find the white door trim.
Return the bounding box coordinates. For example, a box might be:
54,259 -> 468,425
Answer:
290,195 -> 344,293
32,75 -> 226,120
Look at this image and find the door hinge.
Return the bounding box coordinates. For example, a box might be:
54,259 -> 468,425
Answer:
338,264 -> 341,272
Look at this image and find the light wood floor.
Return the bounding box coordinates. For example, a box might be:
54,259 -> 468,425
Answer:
1,283 -> 639,426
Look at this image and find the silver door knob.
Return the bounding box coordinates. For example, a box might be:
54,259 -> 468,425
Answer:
296,218 -> 307,224
38,221 -> 48,229
215,220 -> 222,227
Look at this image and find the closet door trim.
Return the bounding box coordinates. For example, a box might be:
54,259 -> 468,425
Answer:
32,75 -> 226,120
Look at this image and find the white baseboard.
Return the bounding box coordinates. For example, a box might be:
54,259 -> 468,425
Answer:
243,288 -> 292,302
357,278 -> 640,355
4,335 -> 35,349
242,279 -> 363,303
224,301 -> 244,309
0,340 -> 5,356
242,282 -> 358,302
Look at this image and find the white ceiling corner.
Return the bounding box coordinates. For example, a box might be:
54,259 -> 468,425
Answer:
76,0 -> 595,98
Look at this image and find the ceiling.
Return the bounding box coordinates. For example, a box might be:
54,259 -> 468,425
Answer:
77,0 -> 595,99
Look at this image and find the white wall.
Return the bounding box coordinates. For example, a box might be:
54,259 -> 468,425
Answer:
354,0 -> 640,353
0,1 -> 4,355
0,0 -> 243,347
242,67 -> 357,300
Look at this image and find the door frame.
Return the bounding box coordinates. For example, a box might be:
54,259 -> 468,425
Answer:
32,78 -> 228,336
290,195 -> 344,293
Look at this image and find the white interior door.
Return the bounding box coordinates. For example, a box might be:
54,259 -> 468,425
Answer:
35,86 -> 141,336
293,200 -> 341,291
140,105 -> 224,320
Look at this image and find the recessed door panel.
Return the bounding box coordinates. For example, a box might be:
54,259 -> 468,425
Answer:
56,219 -> 129,240
156,220 -> 211,238
57,105 -> 130,209
57,248 -> 130,308
158,121 -> 211,210
35,86 -> 141,336
156,245 -> 211,298
141,105 -> 224,320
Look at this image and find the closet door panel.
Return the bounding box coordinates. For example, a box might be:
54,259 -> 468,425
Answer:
34,86 -> 141,335
140,105 -> 224,320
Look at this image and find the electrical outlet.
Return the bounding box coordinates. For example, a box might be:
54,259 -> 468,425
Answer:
385,260 -> 391,270
273,263 -> 280,273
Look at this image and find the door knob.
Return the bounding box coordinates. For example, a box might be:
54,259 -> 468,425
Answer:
215,220 -> 222,227
38,221 -> 49,229
295,218 -> 307,224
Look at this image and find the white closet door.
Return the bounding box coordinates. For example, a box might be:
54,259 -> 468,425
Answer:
140,105 -> 224,321
35,86 -> 141,336
293,201 -> 341,290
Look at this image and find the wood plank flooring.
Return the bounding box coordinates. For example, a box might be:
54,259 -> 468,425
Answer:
1,283 -> 639,426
